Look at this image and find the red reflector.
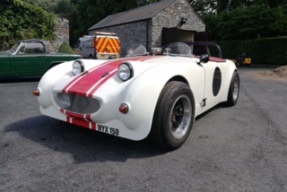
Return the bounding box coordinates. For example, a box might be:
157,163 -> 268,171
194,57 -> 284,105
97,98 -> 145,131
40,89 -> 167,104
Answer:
33,89 -> 40,96
119,103 -> 129,114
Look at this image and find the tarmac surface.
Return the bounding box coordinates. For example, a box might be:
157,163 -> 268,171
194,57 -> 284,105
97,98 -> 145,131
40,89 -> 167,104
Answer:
0,68 -> 287,192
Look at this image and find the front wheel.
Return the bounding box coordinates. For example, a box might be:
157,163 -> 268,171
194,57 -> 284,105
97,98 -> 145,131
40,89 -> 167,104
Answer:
149,81 -> 195,150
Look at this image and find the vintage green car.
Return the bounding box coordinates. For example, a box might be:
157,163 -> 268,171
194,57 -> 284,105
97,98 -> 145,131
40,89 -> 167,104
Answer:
0,39 -> 81,79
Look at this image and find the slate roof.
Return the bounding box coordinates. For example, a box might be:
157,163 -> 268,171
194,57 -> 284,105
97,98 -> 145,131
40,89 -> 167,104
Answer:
88,0 -> 177,31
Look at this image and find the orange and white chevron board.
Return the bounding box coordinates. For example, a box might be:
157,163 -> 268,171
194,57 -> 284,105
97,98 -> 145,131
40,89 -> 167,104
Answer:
95,37 -> 121,54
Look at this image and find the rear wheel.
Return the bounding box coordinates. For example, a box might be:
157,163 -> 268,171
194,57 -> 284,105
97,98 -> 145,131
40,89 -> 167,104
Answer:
149,81 -> 194,150
225,71 -> 240,106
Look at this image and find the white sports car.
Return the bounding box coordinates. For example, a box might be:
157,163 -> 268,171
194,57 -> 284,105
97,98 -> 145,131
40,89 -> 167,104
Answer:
33,42 -> 240,150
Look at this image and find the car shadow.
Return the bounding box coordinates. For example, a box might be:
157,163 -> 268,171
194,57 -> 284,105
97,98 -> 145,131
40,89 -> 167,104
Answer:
195,102 -> 232,121
0,77 -> 40,83
4,115 -> 166,163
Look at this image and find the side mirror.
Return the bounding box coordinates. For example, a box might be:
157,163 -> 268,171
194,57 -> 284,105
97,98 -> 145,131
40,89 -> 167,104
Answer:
197,54 -> 209,65
151,47 -> 162,55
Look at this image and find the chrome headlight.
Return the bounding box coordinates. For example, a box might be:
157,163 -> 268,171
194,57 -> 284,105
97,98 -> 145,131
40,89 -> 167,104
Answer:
118,62 -> 133,81
72,60 -> 84,75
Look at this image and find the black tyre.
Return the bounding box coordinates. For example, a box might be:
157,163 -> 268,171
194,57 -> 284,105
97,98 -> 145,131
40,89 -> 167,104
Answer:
149,81 -> 195,150
225,71 -> 240,106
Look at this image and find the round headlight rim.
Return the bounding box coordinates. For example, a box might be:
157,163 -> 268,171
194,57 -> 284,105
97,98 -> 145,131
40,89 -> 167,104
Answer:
72,60 -> 85,76
118,62 -> 133,81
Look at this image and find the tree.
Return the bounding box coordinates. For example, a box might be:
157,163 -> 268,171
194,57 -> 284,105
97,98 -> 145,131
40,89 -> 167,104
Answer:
192,0 -> 287,41
189,0 -> 217,13
52,0 -> 161,46
0,0 -> 57,50
25,0 -> 60,12
190,0 -> 287,14
203,5 -> 287,40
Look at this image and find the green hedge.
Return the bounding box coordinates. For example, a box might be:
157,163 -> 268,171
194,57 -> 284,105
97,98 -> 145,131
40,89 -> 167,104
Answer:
217,37 -> 287,65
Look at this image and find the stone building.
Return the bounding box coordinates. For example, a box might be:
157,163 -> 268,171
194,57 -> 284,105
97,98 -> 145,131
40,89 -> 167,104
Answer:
50,18 -> 70,52
88,0 -> 205,56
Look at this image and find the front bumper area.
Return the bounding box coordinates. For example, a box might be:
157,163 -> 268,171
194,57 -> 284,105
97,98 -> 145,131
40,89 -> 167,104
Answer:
53,92 -> 101,114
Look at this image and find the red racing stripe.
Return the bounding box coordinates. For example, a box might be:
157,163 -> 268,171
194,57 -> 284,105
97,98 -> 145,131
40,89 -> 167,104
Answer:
66,116 -> 97,130
87,69 -> 118,97
65,60 -> 123,96
60,56 -> 159,129
63,109 -> 97,130
62,59 -> 120,94
64,56 -> 157,97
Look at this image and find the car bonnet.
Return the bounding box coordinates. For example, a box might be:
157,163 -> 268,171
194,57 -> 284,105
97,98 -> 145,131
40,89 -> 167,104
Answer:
60,56 -> 160,97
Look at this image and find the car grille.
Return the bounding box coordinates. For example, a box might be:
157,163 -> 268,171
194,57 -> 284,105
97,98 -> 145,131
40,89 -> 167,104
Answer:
54,92 -> 100,114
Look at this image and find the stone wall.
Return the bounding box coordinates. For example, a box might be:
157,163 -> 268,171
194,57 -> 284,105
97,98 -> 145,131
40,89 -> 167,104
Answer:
89,21 -> 150,56
152,0 -> 205,47
88,0 -> 205,55
50,18 -> 70,52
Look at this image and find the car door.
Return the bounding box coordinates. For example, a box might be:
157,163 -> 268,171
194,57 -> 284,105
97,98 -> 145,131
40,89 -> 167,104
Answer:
10,42 -> 45,77
201,60 -> 223,112
0,52 -> 14,78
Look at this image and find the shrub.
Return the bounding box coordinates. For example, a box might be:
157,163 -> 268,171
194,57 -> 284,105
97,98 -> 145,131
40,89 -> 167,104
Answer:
58,41 -> 74,54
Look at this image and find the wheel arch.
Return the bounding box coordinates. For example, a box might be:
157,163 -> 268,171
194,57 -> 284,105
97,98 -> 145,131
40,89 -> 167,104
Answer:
165,75 -> 195,112
162,77 -> 196,119
119,72 -> 196,140
225,68 -> 239,98
220,60 -> 239,102
225,69 -> 240,106
149,81 -> 196,149
167,75 -> 189,85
